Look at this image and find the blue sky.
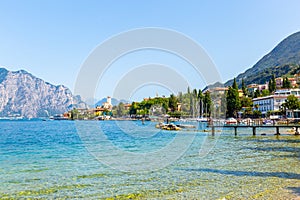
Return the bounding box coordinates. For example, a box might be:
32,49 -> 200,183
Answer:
0,0 -> 300,101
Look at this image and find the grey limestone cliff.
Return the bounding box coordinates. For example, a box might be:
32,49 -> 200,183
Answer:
0,68 -> 87,118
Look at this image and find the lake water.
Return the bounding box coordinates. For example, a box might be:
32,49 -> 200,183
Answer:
0,120 -> 299,199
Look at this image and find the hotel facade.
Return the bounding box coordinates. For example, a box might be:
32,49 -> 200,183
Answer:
253,89 -> 300,116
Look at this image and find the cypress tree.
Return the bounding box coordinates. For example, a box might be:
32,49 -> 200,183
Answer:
226,78 -> 241,117
242,78 -> 247,96
232,77 -> 238,90
271,74 -> 276,92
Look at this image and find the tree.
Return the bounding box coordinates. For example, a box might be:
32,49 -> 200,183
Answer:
178,92 -> 183,102
220,93 -> 227,117
116,102 -> 126,117
198,89 -> 204,117
241,96 -> 253,108
283,77 -> 292,89
168,94 -> 178,112
253,110 -> 262,118
282,95 -> 300,118
269,74 -> 276,93
187,86 -> 191,94
242,79 -> 248,96
129,102 -> 138,116
203,91 -> 212,117
193,88 -> 198,98
191,88 -> 198,117
254,89 -> 261,98
70,108 -> 79,120
232,77 -> 238,90
226,78 -> 241,117
261,89 -> 270,97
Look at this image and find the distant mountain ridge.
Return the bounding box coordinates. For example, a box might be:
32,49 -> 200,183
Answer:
95,97 -> 128,107
225,31 -> 300,86
0,68 -> 87,118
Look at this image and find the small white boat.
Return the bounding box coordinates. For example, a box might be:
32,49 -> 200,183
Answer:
197,117 -> 208,122
226,117 -> 237,125
177,124 -> 196,128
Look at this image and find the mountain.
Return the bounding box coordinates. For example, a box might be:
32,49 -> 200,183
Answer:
202,82 -> 225,92
95,97 -> 128,107
0,68 -> 87,118
225,31 -> 300,86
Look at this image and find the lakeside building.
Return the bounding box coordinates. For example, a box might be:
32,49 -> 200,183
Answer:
253,89 -> 300,117
205,87 -> 244,97
64,96 -> 114,119
247,83 -> 269,94
294,73 -> 300,83
102,96 -> 113,110
124,103 -> 132,111
275,77 -> 297,88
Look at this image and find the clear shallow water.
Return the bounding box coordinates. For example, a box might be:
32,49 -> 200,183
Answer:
0,120 -> 299,199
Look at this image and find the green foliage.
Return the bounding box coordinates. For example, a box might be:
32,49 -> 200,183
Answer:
282,77 -> 292,88
115,87 -> 218,118
193,89 -> 197,97
282,95 -> 300,110
232,78 -> 238,90
261,89 -> 270,97
253,110 -> 262,118
226,80 -> 241,117
70,108 -> 97,120
198,90 -> 204,117
168,111 -> 181,118
254,89 -> 261,98
70,108 -> 79,120
242,79 -> 248,96
242,107 -> 253,118
269,74 -> 276,93
115,102 -> 127,117
168,94 -> 178,112
129,97 -> 170,117
203,91 -> 212,117
129,102 -> 138,116
225,64 -> 300,87
240,96 -> 253,108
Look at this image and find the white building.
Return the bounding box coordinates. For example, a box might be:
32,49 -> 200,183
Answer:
247,83 -> 269,94
102,96 -> 113,110
252,89 -> 300,115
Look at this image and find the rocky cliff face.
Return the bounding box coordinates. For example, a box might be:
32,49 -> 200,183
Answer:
0,68 -> 87,118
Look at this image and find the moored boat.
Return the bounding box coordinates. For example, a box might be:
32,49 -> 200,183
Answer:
226,117 -> 237,125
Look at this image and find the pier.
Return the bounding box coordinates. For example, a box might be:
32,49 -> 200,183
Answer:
209,124 -> 300,136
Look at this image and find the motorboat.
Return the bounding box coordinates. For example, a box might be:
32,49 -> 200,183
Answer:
226,117 -> 237,125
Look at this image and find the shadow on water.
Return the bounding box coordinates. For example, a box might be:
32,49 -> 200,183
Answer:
248,139 -> 300,144
287,187 -> 300,195
245,146 -> 300,153
245,146 -> 300,158
177,168 -> 300,180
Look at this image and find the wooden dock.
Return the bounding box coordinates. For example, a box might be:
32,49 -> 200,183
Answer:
209,124 -> 300,136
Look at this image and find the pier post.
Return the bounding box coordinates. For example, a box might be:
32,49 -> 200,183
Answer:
275,126 -> 280,135
212,126 -> 215,136
252,126 -> 256,136
295,127 -> 299,135
234,126 -> 237,136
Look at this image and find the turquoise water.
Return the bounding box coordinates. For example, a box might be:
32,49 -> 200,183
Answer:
0,120 -> 299,199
